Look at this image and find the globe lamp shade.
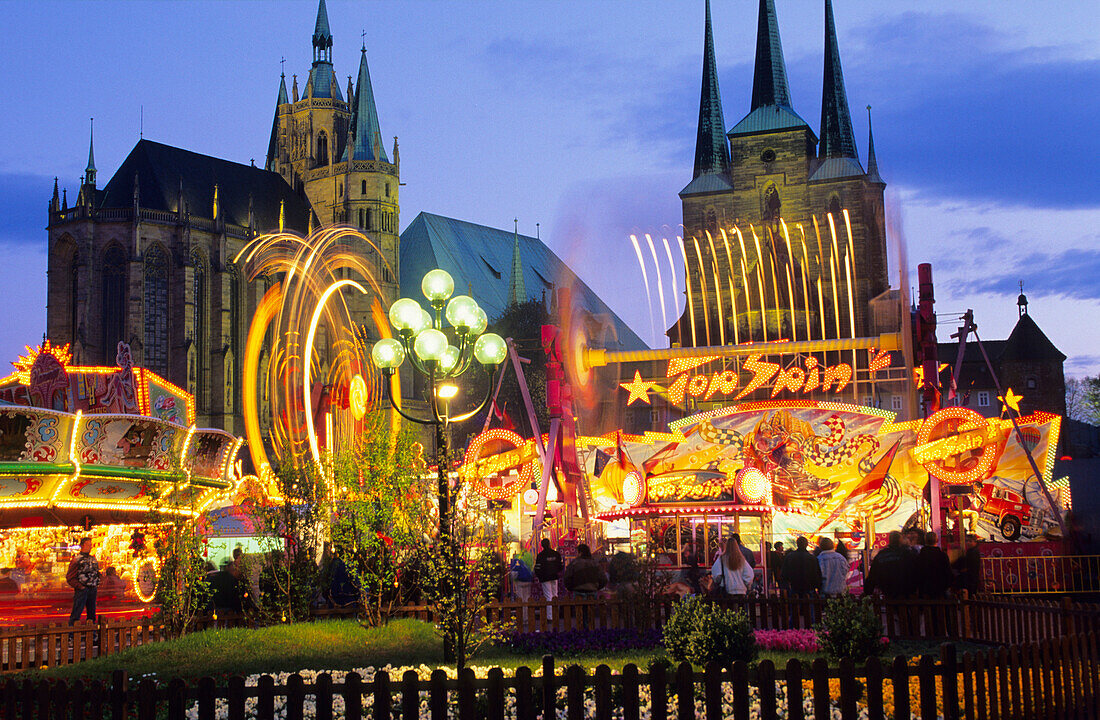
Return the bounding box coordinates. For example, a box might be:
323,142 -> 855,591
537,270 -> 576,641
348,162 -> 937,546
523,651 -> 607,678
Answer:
439,345 -> 461,374
413,307 -> 433,335
413,328 -> 449,363
445,295 -> 478,330
469,307 -> 489,335
474,333 -> 507,366
371,338 -> 406,370
389,298 -> 424,332
421,269 -> 455,303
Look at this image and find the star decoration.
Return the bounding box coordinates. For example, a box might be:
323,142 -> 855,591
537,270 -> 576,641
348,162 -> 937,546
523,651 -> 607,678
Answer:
620,371 -> 656,405
913,363 -> 949,387
999,387 -> 1023,415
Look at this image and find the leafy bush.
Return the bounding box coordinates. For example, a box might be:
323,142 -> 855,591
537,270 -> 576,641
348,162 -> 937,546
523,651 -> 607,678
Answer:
816,596 -> 886,661
662,595 -> 758,665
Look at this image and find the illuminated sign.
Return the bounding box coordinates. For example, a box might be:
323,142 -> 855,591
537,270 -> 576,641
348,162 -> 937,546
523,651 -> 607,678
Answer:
646,473 -> 737,503
620,348 -> 892,406
913,407 -> 1007,485
459,429 -> 540,501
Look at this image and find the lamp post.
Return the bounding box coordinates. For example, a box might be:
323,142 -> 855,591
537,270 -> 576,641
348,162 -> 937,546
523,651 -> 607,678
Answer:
371,269 -> 506,660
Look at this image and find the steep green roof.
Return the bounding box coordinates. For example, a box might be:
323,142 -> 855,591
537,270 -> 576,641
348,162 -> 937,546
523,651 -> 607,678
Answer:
400,213 -> 647,350
313,0 -> 331,45
100,140 -> 311,232
818,0 -> 858,160
1001,314 -> 1066,363
728,104 -> 811,137
866,105 -> 884,184
692,0 -> 729,180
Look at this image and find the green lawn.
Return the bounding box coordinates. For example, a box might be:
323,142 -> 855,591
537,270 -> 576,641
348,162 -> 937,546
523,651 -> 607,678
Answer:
27,620 -> 986,683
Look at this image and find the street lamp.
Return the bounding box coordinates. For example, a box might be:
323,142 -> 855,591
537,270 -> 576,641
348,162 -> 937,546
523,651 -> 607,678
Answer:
371,268 -> 505,658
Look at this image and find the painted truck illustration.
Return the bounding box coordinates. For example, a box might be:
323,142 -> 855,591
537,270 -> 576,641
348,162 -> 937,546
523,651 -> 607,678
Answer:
975,482 -> 1045,541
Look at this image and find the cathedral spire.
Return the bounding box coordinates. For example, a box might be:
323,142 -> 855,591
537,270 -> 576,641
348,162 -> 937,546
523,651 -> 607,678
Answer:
345,46 -> 388,162
277,71 -> 289,106
750,0 -> 792,110
692,0 -> 730,179
866,105 -> 883,184
51,177 -> 60,213
508,219 -> 526,307
312,0 -> 333,65
818,0 -> 857,160
266,74 -> 289,170
85,118 -> 97,186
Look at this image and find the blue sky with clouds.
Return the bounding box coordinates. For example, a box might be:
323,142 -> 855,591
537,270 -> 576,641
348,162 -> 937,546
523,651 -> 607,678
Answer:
1,0 -> 1098,374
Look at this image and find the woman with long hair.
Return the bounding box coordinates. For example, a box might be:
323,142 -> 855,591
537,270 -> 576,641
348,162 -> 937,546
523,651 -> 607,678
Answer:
711,537 -> 755,596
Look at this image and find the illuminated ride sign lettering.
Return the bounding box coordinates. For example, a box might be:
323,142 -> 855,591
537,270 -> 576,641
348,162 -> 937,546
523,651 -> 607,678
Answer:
619,348 -> 892,406
912,407 -> 1008,485
459,429 -> 540,501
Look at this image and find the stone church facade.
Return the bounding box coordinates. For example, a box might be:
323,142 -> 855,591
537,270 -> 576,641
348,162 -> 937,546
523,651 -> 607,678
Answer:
676,0 -> 889,346
44,0 -> 398,436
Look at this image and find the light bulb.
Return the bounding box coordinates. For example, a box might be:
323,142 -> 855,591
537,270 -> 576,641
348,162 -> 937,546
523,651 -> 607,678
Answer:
371,338 -> 406,370
474,333 -> 507,366
469,307 -> 488,335
445,295 -> 478,330
439,345 -> 461,374
421,269 -> 455,303
389,298 -> 423,332
413,328 -> 448,362
412,307 -> 433,335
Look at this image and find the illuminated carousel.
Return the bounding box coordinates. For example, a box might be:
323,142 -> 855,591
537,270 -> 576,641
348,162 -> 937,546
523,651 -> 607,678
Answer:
0,341 -> 242,604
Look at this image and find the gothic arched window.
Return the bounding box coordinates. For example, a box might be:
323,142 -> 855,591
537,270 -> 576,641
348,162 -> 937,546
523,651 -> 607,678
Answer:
101,245 -> 127,364
316,131 -> 329,166
827,195 -> 842,218
143,244 -> 169,375
705,209 -> 718,236
366,208 -> 373,230
191,251 -> 208,408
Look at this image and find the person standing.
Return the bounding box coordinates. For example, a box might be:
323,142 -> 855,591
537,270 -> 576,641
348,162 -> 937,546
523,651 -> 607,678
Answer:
509,552 -> 534,601
864,531 -> 918,599
817,537 -> 849,596
730,533 -> 756,567
67,537 -> 101,626
711,538 -> 755,597
915,532 -> 953,598
533,538 -> 563,602
768,542 -> 787,590
781,536 -> 821,625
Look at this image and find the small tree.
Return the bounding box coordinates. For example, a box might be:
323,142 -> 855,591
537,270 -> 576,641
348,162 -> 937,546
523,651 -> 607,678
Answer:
816,596 -> 886,661
330,412 -> 435,626
150,472 -> 211,637
416,466 -> 511,669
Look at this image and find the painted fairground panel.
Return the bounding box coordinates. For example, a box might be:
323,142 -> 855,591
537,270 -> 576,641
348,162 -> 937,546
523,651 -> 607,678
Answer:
76,415 -> 183,470
186,430 -> 237,481
139,370 -> 195,426
587,400 -> 1068,544
0,407 -> 74,464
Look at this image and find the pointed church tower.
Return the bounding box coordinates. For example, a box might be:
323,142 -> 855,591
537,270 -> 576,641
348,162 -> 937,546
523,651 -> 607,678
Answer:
79,119 -> 97,207
508,220 -> 526,306
751,0 -> 792,110
265,72 -> 290,172
818,0 -> 858,162
680,0 -> 732,198
345,46 -> 389,162
865,105 -> 884,185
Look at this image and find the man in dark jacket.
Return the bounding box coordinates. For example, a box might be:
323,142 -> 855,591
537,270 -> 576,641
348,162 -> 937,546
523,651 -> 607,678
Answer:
562,544 -> 607,596
533,538 -> 563,601
865,531 -> 918,598
781,536 -> 821,626
915,532 -> 953,598
66,537 -> 100,626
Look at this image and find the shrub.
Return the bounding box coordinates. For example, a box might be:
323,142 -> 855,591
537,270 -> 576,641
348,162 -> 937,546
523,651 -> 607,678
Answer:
816,596 -> 886,661
662,595 -> 757,665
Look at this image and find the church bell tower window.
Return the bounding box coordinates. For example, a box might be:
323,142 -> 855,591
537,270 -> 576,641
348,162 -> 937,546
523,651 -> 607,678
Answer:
143,244 -> 169,375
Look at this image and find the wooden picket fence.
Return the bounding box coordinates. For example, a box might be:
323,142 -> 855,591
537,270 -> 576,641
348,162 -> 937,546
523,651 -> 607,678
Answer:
3,634 -> 1098,720
4,595 -> 1100,674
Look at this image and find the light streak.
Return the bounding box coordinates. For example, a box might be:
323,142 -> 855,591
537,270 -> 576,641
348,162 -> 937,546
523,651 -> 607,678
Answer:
629,235 -> 656,345
691,235 -> 712,344
705,232 -> 725,345
719,230 -> 739,345
678,237 -> 697,347
660,237 -> 681,347
643,234 -> 667,344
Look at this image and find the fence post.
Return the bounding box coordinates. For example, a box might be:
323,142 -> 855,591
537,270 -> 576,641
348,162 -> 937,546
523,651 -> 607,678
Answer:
784,658 -> 805,720
399,670 -> 417,720
136,678 -> 156,720
166,678 -> 185,720
458,667 -> 478,720
838,659 -> 857,720
256,675 -> 275,720
429,668 -> 447,720
703,662 -> 722,720
286,674 -> 304,720
316,673 -> 333,720
565,665 -> 585,720
488,667 -> 506,720
541,656 -> 556,720
375,669 -> 392,720
941,644 -> 959,720
227,676 -> 245,720
198,676 -> 216,720
514,666 -> 534,720
593,665 -> 612,720
35,680 -> 50,720
651,661 -> 668,720
864,657 -> 883,720
622,664 -> 640,720
110,669 -> 128,720
674,662 -> 693,720
891,656 -> 911,720
812,658 -> 830,720
758,659 -> 777,720
70,679 -> 86,720
961,592 -> 972,639
1061,597 -> 1075,636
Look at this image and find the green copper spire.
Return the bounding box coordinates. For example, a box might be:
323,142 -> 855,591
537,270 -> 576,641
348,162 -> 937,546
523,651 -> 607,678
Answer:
346,46 -> 388,162
508,219 -> 526,306
266,75 -> 288,170
312,0 -> 332,64
277,72 -> 289,106
85,118 -> 96,185
866,105 -> 883,184
693,0 -> 730,179
818,0 -> 858,159
750,0 -> 792,109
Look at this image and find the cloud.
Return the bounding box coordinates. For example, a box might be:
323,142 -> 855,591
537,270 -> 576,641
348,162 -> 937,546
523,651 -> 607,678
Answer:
0,172 -> 55,246
964,247 -> 1100,300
